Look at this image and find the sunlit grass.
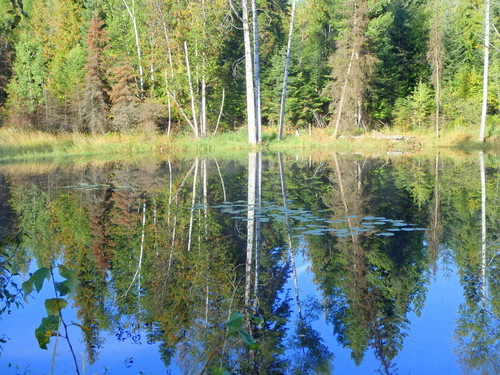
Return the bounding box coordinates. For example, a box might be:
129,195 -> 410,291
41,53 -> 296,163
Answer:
0,124 -> 497,164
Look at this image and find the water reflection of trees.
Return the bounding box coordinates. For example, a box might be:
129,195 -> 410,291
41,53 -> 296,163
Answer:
303,155 -> 429,374
0,154 -> 498,373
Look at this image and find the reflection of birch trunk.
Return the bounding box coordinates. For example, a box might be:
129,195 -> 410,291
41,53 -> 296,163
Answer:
279,153 -> 302,320
429,153 -> 442,275
202,158 -> 209,326
167,196 -> 178,276
123,195 -> 147,297
253,153 -> 262,314
479,151 -> 487,306
245,153 -> 257,310
214,158 -> 227,202
188,159 -> 199,252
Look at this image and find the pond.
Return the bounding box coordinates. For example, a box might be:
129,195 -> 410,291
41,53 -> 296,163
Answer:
0,152 -> 499,375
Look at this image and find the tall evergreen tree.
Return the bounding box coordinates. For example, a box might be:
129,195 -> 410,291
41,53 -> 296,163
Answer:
82,13 -> 109,135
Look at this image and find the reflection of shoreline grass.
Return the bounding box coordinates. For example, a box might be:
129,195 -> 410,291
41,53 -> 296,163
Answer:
0,127 -> 497,163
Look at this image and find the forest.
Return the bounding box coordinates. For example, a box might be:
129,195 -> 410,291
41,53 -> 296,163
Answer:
0,0 -> 499,142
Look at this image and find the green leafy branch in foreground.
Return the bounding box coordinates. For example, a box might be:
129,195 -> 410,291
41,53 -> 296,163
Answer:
22,264 -> 84,375
201,312 -> 264,375
0,232 -> 24,353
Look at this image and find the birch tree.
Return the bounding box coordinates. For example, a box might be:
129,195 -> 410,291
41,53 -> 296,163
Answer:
242,0 -> 257,144
427,0 -> 444,138
479,0 -> 490,142
278,0 -> 297,141
121,0 -> 145,95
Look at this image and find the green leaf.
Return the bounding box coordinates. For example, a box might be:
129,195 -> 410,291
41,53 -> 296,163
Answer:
238,329 -> 259,350
44,298 -> 68,316
55,281 -> 70,296
58,265 -> 77,299
225,312 -> 244,335
33,268 -> 50,292
22,267 -> 50,301
35,315 -> 59,349
21,279 -> 34,302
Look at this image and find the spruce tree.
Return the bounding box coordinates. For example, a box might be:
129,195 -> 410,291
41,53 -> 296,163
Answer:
82,13 -> 109,135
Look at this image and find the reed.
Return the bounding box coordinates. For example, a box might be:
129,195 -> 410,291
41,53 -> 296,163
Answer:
0,126 -> 497,163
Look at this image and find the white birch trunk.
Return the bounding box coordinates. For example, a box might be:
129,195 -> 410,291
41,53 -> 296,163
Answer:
479,0 -> 490,142
251,0 -> 262,142
242,0 -> 257,144
122,0 -> 144,95
278,0 -> 297,141
201,0 -> 207,137
164,69 -> 172,136
214,88 -> 225,135
185,42 -> 199,138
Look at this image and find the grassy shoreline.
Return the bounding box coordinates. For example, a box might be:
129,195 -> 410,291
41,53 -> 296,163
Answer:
0,127 -> 498,163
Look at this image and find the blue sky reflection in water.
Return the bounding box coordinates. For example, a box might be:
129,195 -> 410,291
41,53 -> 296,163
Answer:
0,153 -> 498,374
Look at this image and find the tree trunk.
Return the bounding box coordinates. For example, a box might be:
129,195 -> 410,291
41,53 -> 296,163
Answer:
122,0 -> 144,95
214,88 -> 225,135
479,151 -> 487,306
187,159 -> 199,252
185,42 -> 199,138
332,46 -> 355,138
251,0 -> 262,142
427,0 -> 443,139
278,0 -> 297,141
245,152 -> 257,309
479,0 -> 490,142
253,152 -> 262,314
242,0 -> 257,144
278,153 -> 302,320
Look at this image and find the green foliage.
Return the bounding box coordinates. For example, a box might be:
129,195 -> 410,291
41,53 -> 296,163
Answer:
35,315 -> 60,349
368,0 -> 430,122
22,264 -> 79,351
7,30 -> 48,113
393,81 -> 434,131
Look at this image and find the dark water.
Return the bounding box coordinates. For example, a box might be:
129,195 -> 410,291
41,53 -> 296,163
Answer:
0,152 -> 498,375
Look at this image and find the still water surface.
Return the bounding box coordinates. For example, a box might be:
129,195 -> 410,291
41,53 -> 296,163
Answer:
0,152 -> 498,374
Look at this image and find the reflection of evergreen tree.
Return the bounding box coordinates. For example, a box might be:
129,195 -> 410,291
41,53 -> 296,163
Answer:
13,184 -> 55,267
0,174 -> 15,241
306,156 -> 428,373
1,156 -> 498,373
451,159 -> 500,375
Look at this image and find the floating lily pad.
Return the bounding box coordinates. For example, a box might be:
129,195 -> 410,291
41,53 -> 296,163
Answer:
377,232 -> 395,236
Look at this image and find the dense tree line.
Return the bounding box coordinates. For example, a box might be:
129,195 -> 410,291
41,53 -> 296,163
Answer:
0,0 -> 498,138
